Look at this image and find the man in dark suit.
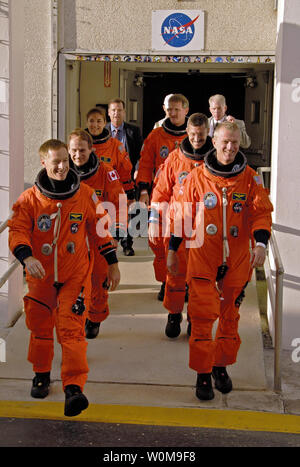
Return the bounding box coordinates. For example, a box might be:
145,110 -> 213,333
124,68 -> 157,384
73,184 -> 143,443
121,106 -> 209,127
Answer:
107,98 -> 143,256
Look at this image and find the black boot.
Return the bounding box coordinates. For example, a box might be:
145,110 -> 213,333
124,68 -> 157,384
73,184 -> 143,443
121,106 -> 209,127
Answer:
64,384 -> 89,417
157,282 -> 165,301
165,312 -> 182,338
212,366 -> 233,394
196,373 -> 214,401
85,318 -> 100,339
121,237 -> 135,256
31,372 -> 51,399
123,245 -> 135,256
185,283 -> 189,302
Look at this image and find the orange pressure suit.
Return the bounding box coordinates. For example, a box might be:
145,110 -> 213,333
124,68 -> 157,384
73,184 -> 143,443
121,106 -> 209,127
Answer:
8,168 -> 116,391
150,136 -> 213,314
71,153 -> 126,324
175,150 -> 273,374
136,118 -> 187,283
87,128 -> 135,199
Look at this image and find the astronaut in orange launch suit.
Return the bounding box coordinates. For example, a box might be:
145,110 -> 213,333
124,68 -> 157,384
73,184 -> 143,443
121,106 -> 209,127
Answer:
68,128 -> 125,339
136,94 -> 189,300
149,113 -> 213,338
167,122 -> 273,401
8,139 -> 120,417
85,107 -> 135,203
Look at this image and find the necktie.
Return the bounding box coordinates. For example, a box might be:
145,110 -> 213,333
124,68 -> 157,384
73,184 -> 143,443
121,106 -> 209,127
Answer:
114,128 -> 121,141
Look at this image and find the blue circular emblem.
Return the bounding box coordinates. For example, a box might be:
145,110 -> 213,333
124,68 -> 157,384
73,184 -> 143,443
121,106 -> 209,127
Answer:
160,145 -> 169,159
71,223 -> 79,234
204,192 -> 218,209
37,214 -> 52,232
178,171 -> 189,184
161,12 -> 196,48
233,202 -> 243,213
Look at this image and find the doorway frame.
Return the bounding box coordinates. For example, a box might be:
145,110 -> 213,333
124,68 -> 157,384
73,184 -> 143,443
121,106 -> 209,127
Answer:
57,51 -> 275,144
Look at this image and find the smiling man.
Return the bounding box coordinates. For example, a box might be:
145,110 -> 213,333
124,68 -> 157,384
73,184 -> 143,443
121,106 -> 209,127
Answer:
149,113 -> 213,338
8,139 -> 119,417
167,122 -> 273,401
68,129 -> 123,339
136,94 -> 189,300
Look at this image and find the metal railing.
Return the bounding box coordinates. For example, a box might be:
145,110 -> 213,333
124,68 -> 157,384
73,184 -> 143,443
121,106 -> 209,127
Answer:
257,167 -> 284,392
0,213 -> 20,290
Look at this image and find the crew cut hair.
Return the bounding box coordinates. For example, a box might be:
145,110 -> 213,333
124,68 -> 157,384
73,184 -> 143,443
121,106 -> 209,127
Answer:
68,128 -> 93,149
187,113 -> 209,129
213,121 -> 241,138
108,98 -> 126,109
39,139 -> 68,160
167,93 -> 189,109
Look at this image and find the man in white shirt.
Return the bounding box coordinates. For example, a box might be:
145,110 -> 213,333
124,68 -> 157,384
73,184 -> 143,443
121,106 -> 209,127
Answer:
153,94 -> 174,129
208,94 -> 251,149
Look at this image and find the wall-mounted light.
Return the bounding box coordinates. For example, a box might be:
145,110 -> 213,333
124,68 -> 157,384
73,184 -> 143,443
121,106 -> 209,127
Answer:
245,76 -> 257,88
134,75 -> 145,87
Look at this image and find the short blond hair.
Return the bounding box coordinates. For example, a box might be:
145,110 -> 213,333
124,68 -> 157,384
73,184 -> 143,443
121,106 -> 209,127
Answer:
68,128 -> 93,149
39,139 -> 68,161
214,121 -> 241,138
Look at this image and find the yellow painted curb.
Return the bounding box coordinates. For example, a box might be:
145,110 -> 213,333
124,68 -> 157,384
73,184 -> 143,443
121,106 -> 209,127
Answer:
0,400 -> 300,434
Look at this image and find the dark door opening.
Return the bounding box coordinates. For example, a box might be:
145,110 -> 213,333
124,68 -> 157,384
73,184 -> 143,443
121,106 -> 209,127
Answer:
142,72 -> 247,138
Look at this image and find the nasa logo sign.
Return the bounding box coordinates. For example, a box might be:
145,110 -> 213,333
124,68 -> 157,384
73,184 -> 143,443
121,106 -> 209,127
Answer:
152,10 -> 204,52
161,12 -> 197,48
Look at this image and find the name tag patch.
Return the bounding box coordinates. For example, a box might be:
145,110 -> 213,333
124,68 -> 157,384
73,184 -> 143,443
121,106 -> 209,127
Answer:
69,213 -> 83,222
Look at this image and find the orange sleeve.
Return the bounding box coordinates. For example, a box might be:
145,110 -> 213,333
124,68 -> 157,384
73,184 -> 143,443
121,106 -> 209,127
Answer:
113,141 -> 134,194
103,165 -> 127,238
247,172 -> 273,234
136,131 -> 157,186
8,190 -> 34,254
151,157 -> 176,205
82,184 -> 116,258
172,171 -> 199,239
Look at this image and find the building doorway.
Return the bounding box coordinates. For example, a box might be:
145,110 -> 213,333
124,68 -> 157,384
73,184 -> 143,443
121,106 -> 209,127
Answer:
142,71 -> 247,138
61,56 -> 274,179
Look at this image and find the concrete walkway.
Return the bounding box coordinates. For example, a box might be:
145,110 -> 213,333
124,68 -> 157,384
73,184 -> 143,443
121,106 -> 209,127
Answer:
0,237 -> 299,422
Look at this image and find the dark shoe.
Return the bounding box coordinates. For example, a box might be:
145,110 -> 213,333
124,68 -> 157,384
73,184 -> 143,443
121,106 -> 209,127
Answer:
157,282 -> 165,301
85,318 -> 100,339
165,312 -> 182,338
212,366 -> 233,394
31,372 -> 50,399
123,246 -> 135,256
64,384 -> 89,417
185,283 -> 189,302
196,373 -> 214,400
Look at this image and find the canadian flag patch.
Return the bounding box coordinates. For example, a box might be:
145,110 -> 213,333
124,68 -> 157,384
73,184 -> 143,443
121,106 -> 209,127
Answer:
107,169 -> 120,182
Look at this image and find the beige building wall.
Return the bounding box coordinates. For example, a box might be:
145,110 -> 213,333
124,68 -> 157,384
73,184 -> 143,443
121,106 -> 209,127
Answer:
24,0 -> 52,186
70,0 -> 277,53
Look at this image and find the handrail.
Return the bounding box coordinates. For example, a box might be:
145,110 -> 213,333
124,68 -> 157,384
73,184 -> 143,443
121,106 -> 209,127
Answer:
257,166 -> 284,392
0,213 -> 20,289
0,258 -> 20,289
0,215 -> 11,234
